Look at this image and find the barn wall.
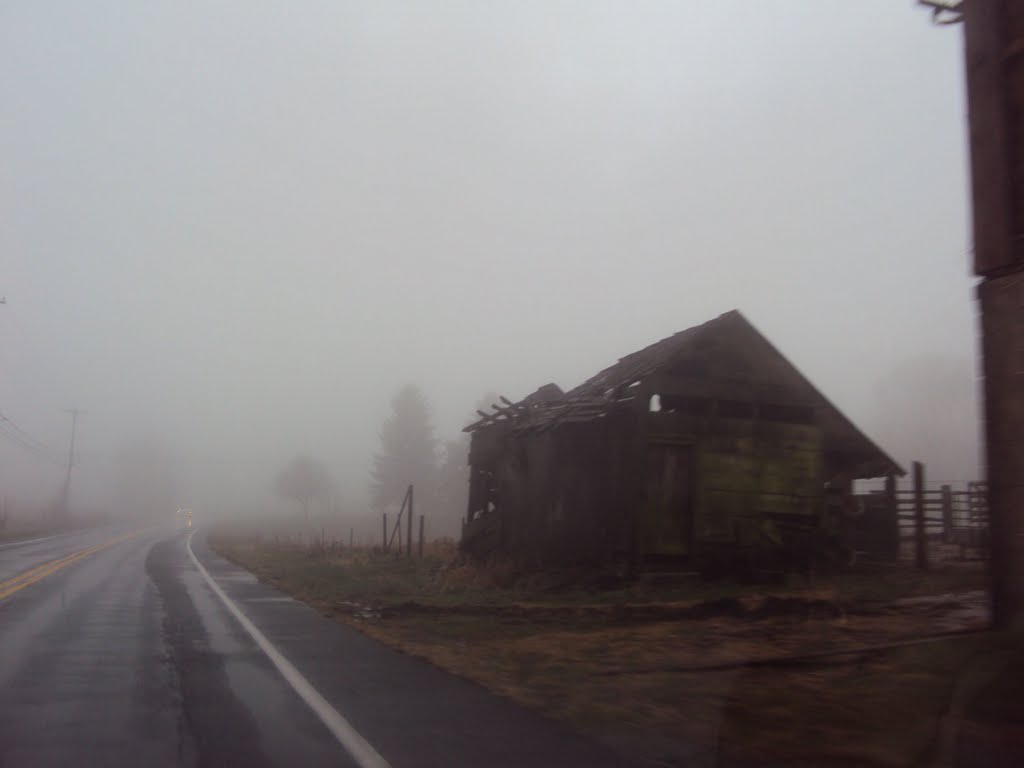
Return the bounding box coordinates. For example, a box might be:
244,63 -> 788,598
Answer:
492,413 -> 636,566
465,399 -> 828,568
694,417 -> 823,549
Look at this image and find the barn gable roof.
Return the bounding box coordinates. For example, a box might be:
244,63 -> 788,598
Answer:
467,310 -> 903,478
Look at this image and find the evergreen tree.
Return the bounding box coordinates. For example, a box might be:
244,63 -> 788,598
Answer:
370,385 -> 438,517
435,438 -> 470,538
434,391 -> 499,538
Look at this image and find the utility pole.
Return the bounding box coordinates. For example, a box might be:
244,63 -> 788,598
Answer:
60,408 -> 85,525
923,0 -> 1024,630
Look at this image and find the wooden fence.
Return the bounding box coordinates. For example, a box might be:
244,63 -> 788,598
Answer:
382,484 -> 426,557
859,476 -> 988,565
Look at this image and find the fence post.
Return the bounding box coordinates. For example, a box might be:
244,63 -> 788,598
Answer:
884,473 -> 898,560
941,485 -> 954,544
382,513 -> 388,552
418,515 -> 424,558
914,461 -> 928,570
407,485 -> 414,558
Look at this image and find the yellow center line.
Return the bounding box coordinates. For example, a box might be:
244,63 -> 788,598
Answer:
0,530 -> 145,602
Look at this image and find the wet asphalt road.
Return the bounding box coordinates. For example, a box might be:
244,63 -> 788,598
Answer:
0,526 -> 640,768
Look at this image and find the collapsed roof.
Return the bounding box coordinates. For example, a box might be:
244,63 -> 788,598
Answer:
465,310 -> 903,479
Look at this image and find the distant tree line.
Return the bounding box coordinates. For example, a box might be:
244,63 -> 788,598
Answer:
270,385 -> 492,540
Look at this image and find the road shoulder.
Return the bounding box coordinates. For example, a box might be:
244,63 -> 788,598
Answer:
188,529 -> 641,768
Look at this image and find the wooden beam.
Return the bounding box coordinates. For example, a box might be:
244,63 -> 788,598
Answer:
963,0 -> 1016,274
914,462 -> 929,570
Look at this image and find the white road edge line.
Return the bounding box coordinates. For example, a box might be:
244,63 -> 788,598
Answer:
0,534 -> 58,550
186,529 -> 392,768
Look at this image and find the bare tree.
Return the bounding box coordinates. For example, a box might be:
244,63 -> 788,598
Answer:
274,453 -> 332,521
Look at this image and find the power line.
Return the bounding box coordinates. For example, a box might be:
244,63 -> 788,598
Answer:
0,412 -> 60,455
0,411 -> 58,455
0,412 -> 62,465
0,428 -> 56,461
0,424 -> 61,465
0,422 -> 44,454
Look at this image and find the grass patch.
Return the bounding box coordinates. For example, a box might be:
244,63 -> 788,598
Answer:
211,530 -> 984,612
209,526 -> 1011,767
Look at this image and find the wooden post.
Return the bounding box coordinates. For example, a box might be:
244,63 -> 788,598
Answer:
407,485 -> 414,558
941,485 -> 954,544
418,515 -> 424,558
913,462 -> 928,570
382,513 -> 388,552
627,398 -> 647,577
884,473 -> 898,560
961,0 -> 1024,630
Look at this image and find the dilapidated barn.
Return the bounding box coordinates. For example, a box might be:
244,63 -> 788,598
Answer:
461,310 -> 903,575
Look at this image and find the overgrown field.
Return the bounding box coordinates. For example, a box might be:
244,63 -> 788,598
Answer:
210,529 -> 1019,768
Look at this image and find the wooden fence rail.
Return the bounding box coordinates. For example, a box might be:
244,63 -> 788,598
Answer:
859,476 -> 988,565
381,485 -> 426,558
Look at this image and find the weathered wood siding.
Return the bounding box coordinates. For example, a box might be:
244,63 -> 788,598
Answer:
694,418 -> 822,548
489,412 -> 637,566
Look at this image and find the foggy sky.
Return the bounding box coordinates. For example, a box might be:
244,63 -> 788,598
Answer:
0,2 -> 978,520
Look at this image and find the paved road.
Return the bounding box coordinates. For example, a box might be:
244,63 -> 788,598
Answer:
0,526 -> 640,768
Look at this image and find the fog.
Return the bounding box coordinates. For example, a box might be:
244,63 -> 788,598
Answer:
0,2 -> 978,535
